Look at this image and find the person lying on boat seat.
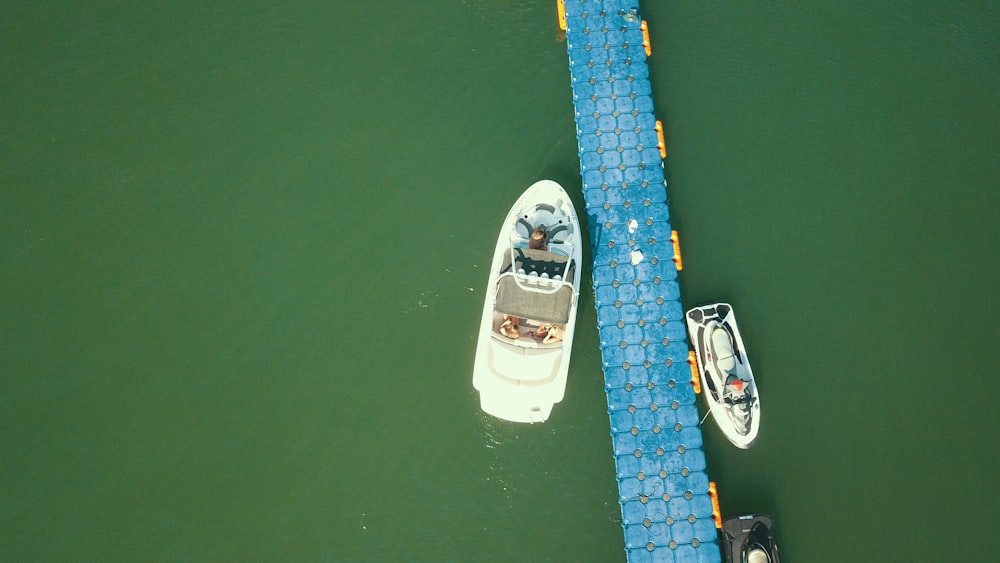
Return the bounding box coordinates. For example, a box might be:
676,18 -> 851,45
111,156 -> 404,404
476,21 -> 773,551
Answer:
529,226 -> 548,250
499,314 -> 520,339
537,322 -> 565,343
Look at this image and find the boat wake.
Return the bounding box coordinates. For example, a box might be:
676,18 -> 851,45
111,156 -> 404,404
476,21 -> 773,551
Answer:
480,410 -> 518,504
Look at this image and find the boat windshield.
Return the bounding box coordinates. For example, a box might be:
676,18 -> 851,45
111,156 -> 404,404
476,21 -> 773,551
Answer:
510,247 -> 571,279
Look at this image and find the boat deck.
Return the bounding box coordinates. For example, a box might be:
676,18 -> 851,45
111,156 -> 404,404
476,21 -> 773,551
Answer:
561,2 -> 723,561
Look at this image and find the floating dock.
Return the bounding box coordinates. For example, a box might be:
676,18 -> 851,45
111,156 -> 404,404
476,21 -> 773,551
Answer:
559,2 -> 723,561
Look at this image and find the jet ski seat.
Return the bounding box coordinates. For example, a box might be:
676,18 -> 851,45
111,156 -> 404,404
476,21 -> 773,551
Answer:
711,327 -> 737,372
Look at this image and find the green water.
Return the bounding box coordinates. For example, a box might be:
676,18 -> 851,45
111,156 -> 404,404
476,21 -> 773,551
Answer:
3,2 -> 998,561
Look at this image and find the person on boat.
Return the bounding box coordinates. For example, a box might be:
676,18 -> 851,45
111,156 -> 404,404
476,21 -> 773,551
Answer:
529,226 -> 548,251
537,322 -> 564,343
499,314 -> 520,339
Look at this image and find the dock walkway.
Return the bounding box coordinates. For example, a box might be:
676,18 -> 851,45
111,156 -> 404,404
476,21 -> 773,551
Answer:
560,2 -> 723,561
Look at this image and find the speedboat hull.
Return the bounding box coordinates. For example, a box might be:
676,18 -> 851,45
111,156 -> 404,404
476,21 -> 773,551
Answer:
720,513 -> 780,563
472,180 -> 582,423
685,303 -> 760,448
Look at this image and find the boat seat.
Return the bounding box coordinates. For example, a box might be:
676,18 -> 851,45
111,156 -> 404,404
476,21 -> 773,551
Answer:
711,327 -> 737,372
546,223 -> 571,244
515,217 -> 533,238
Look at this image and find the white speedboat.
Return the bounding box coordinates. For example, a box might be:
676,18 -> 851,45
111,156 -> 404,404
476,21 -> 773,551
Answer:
720,513 -> 780,563
685,303 -> 760,448
472,180 -> 582,423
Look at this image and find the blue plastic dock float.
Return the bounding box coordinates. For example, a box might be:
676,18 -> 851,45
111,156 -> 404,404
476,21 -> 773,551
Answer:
560,2 -> 723,561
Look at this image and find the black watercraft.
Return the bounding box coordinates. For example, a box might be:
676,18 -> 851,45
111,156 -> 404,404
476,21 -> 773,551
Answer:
720,513 -> 780,563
